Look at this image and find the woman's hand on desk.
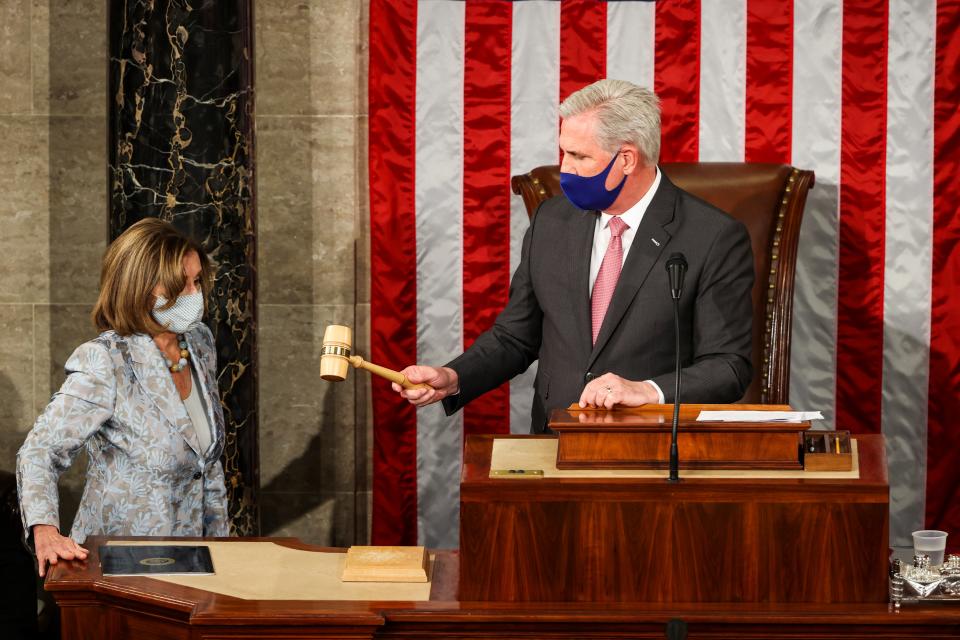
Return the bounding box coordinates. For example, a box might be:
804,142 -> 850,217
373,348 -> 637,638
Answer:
32,524 -> 88,577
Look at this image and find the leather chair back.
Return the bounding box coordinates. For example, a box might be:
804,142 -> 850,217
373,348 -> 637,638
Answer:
510,162 -> 815,404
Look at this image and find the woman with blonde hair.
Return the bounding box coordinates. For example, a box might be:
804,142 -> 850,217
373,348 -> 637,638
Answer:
17,218 -> 229,576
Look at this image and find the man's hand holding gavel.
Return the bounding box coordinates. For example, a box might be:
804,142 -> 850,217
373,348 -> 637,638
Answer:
392,365 -> 460,407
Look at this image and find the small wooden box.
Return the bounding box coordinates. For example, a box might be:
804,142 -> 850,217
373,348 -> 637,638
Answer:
341,546 -> 429,583
801,430 -> 853,471
549,404 -> 806,470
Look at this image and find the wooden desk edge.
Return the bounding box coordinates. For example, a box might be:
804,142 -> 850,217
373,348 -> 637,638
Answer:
42,537 -> 960,630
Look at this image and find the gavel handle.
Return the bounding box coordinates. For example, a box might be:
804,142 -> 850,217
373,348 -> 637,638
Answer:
349,356 -> 432,390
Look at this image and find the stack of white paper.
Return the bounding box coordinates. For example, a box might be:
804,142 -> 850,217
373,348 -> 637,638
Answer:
696,410 -> 824,423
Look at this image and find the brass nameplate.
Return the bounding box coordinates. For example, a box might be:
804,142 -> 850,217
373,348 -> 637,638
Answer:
490,469 -> 544,478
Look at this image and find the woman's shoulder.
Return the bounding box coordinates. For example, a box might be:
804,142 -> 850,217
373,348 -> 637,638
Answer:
73,331 -> 128,356
65,332 -> 121,376
68,331 -> 144,367
70,332 -> 116,355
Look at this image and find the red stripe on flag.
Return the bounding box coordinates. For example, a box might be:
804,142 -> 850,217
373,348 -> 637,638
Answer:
835,0 -> 888,434
368,0 -> 419,545
559,0 -> 607,103
655,0 -> 700,162
462,1 -> 512,436
926,0 -> 960,534
745,0 -> 793,162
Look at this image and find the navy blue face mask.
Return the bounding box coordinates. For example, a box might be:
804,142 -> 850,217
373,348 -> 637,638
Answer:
559,149 -> 626,211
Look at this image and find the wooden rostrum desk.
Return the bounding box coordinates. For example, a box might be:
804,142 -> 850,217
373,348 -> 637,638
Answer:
46,413 -> 960,638
45,533 -> 960,639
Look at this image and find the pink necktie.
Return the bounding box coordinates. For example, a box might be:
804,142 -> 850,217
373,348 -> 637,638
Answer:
591,216 -> 628,345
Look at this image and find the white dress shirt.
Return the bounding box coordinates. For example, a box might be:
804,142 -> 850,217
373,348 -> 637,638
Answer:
589,168 -> 666,404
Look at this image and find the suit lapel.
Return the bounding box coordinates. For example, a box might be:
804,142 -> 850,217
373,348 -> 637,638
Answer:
587,177 -> 677,370
570,210 -> 599,359
126,334 -> 202,456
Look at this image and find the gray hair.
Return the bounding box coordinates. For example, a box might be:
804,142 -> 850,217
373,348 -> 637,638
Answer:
559,79 -> 661,165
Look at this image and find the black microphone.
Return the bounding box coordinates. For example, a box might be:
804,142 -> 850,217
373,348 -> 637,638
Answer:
665,253 -> 687,483
666,253 -> 687,300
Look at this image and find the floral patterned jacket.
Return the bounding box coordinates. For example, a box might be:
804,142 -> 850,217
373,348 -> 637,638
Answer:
16,325 -> 229,543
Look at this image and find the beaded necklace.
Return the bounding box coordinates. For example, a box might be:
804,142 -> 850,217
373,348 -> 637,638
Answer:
163,335 -> 190,373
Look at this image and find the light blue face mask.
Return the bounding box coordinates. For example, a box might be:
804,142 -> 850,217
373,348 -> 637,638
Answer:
152,291 -> 204,334
559,149 -> 626,211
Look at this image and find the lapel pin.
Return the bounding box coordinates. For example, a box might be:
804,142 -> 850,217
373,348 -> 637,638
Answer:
651,238 -> 661,247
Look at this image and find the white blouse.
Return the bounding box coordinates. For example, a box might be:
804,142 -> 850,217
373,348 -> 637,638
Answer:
182,368 -> 213,454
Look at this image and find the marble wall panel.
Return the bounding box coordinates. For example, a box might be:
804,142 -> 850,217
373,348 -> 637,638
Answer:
257,116 -> 357,307
0,306 -> 35,434
32,305 -> 99,417
259,304 -> 358,494
0,0 -> 107,541
31,0 -> 107,115
48,116 -> 108,303
260,490 -> 356,547
256,0 -> 360,117
0,1 -> 31,114
358,489 -> 372,543
109,0 -> 258,535
353,303 -> 372,542
355,114 -> 370,306
358,0 -> 369,117
354,302 -> 372,495
255,0 -> 371,545
0,117 -> 50,303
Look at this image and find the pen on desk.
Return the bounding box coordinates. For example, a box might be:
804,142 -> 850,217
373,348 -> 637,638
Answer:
835,435 -> 841,454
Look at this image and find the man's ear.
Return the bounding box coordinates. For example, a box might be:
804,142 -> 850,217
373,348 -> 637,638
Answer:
622,146 -> 641,175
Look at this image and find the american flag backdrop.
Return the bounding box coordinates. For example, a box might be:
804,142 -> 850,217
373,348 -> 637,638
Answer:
368,0 -> 960,549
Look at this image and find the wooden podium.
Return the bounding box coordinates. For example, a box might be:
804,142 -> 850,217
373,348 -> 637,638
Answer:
459,405 -> 889,603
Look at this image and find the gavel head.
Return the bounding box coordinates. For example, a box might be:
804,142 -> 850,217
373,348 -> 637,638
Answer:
320,325 -> 353,381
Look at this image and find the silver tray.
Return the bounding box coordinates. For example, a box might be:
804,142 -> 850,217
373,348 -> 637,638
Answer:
890,554 -> 960,606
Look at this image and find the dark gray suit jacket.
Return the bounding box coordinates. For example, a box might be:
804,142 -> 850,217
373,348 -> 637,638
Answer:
443,173 -> 754,434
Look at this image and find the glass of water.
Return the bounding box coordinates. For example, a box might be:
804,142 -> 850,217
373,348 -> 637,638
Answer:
913,530 -> 948,567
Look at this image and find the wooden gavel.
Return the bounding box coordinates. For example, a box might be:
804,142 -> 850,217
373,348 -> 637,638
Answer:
320,325 -> 432,390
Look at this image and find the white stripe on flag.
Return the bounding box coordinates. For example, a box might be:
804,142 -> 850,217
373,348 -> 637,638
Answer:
509,0 -> 560,434
606,0 -> 655,90
882,0 -> 935,547
698,0 -> 746,161
414,0 -> 465,549
789,0 -> 841,429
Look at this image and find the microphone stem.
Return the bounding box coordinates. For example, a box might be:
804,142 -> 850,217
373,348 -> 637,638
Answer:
669,295 -> 681,483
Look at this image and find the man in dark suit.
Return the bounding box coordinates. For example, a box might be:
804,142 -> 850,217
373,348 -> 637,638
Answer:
394,79 -> 753,434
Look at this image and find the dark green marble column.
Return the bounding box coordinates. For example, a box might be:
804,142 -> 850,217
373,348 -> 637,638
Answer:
108,0 -> 259,535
